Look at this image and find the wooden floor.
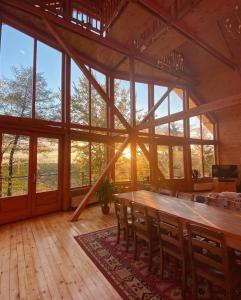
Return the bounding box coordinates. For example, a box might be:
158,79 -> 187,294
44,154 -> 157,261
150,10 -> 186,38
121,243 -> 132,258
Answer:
0,205 -> 122,300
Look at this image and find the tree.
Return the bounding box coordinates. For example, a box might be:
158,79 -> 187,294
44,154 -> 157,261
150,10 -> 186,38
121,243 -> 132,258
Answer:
0,66 -> 60,196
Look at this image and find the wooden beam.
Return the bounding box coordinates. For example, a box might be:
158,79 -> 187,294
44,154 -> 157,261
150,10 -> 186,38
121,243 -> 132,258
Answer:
137,86 -> 173,128
137,141 -> 165,181
43,18 -> 132,131
70,136 -> 130,221
1,0 -> 195,83
138,0 -> 239,71
137,93 -> 241,130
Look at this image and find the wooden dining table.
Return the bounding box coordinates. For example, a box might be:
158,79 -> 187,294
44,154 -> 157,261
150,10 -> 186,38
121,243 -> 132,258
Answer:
114,190 -> 241,251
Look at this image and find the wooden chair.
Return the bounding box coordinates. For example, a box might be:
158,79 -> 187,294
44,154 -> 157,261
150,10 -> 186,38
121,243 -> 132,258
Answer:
131,202 -> 158,271
157,211 -> 187,295
194,195 -> 207,204
158,188 -> 172,196
207,196 -> 228,208
187,223 -> 241,300
114,199 -> 133,251
176,192 -> 194,201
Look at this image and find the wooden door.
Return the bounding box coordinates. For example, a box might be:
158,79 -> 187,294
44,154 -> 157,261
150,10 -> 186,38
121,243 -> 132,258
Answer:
31,135 -> 61,216
0,132 -> 62,224
0,132 -> 32,224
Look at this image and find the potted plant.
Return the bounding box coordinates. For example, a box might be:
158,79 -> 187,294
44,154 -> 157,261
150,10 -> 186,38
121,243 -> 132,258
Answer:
96,179 -> 115,214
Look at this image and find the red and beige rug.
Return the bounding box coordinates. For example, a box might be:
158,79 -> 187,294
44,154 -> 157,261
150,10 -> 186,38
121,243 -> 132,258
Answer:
74,226 -> 240,300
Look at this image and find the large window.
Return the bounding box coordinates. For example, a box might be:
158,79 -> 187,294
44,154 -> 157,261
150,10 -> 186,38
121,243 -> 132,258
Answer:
135,82 -> 148,123
114,79 -> 130,128
189,98 -> 214,140
71,61 -> 107,128
190,144 -> 215,178
136,145 -> 150,182
157,145 -> 184,179
70,140 -> 106,188
115,143 -> 131,182
0,24 -> 33,118
36,42 -> 62,121
0,24 -> 62,122
154,86 -> 184,136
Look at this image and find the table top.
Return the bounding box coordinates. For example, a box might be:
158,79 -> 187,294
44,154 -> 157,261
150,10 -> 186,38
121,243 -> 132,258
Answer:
114,190 -> 241,244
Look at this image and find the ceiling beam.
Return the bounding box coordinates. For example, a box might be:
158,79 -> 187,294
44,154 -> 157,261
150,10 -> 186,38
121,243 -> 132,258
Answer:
137,93 -> 241,130
1,0 -> 195,83
138,0 -> 239,71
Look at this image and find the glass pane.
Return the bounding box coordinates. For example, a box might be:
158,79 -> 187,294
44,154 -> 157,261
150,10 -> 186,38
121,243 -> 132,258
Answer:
92,69 -> 106,92
202,115 -> 214,140
190,144 -> 203,178
169,88 -> 183,114
71,141 -> 89,187
0,24 -> 33,118
115,143 -> 131,182
0,134 -> 29,197
136,145 -> 150,182
203,145 -> 215,177
135,82 -> 148,123
91,142 -> 106,183
154,85 -> 168,118
91,69 -> 107,128
91,86 -> 106,127
155,124 -> 169,135
157,145 -> 170,179
114,79 -> 130,129
37,138 -> 58,192
170,120 -> 184,137
172,146 -> 184,179
71,60 -> 89,125
35,42 -> 62,121
189,116 -> 201,139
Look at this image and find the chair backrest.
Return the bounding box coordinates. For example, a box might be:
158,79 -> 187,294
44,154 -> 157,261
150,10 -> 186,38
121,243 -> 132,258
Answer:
159,188 -> 172,196
114,200 -> 128,225
227,198 -> 241,210
194,195 -> 207,204
207,196 -> 228,209
176,192 -> 194,201
187,223 -> 230,278
157,211 -> 185,254
131,202 -> 151,234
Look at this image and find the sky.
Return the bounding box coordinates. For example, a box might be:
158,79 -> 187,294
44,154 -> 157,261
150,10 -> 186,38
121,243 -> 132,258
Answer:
0,24 -> 61,91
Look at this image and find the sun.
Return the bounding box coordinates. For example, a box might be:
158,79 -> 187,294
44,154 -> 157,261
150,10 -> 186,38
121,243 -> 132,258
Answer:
122,147 -> 131,159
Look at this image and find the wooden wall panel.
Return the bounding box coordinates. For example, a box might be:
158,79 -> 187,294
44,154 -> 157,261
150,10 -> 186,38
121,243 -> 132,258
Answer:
218,105 -> 241,164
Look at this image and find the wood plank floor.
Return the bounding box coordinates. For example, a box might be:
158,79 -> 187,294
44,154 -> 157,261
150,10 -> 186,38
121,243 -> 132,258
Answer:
0,205 -> 122,300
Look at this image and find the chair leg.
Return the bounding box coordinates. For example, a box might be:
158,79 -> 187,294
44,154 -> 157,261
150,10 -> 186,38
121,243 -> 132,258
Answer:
226,286 -> 232,300
148,242 -> 153,272
192,272 -> 198,300
116,223 -> 120,244
160,249 -> 164,279
134,234 -> 138,260
126,227 -> 129,252
181,261 -> 187,297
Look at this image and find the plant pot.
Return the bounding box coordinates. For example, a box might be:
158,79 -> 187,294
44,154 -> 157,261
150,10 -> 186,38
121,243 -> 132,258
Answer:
101,205 -> 110,215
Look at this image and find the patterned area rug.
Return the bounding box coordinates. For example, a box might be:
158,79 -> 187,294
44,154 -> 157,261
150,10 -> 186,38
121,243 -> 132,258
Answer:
74,226 -> 240,300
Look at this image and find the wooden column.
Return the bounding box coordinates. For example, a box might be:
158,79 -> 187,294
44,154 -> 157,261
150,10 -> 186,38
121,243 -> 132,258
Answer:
62,54 -> 71,210
129,57 -> 137,190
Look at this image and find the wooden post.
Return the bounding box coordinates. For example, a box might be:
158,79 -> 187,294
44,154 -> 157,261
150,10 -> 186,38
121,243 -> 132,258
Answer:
70,136 -> 130,221
129,56 -> 137,190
